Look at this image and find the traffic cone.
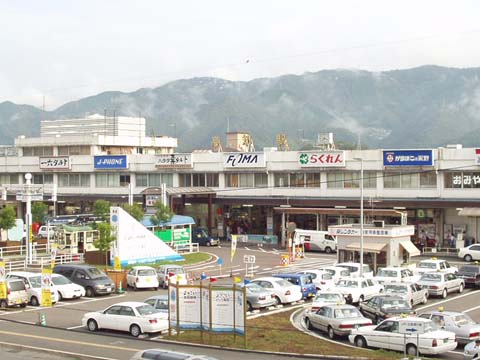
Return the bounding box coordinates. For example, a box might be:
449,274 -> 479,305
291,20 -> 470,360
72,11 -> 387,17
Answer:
117,281 -> 125,294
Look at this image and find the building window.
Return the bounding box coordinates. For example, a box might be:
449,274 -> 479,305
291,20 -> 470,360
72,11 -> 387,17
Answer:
0,174 -> 19,184
327,171 -> 376,188
58,145 -> 90,155
192,173 -> 206,187
58,174 -> 90,187
119,175 -> 131,187
290,173 -> 305,187
274,173 -> 289,187
444,171 -> 480,188
23,147 -> 54,156
179,174 -> 192,187
206,173 -> 219,187
327,172 -> 343,188
32,173 -> 53,184
136,173 -> 173,187
419,171 -> 437,188
306,173 -> 320,188
254,173 -> 268,188
95,173 -> 120,187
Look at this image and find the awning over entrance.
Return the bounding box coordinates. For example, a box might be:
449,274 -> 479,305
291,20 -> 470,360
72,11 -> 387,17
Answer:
458,208 -> 480,217
399,240 -> 421,256
345,242 -> 386,254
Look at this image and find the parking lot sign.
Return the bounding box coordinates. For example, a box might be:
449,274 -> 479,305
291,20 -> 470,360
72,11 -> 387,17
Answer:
398,319 -> 426,334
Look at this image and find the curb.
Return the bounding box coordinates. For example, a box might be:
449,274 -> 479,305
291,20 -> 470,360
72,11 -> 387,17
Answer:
0,341 -> 116,360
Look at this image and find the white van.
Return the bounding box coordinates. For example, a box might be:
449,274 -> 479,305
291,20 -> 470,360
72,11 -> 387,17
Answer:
37,225 -> 57,239
293,229 -> 337,253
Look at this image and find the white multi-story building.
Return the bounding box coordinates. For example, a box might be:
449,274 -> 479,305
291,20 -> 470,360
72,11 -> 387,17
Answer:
2,120 -> 480,252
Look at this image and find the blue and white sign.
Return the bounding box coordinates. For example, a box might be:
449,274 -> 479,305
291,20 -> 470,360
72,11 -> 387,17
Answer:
383,150 -> 434,166
398,319 -> 426,334
223,153 -> 266,168
94,155 -> 128,169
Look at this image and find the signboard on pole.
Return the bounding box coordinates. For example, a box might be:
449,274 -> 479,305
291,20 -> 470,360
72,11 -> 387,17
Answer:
231,235 -> 237,262
398,319 -> 426,334
41,268 -> 53,307
50,243 -> 58,269
0,261 -> 6,300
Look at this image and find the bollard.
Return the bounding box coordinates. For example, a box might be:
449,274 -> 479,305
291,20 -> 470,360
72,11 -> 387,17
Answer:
280,254 -> 290,266
38,313 -> 47,327
117,281 -> 124,294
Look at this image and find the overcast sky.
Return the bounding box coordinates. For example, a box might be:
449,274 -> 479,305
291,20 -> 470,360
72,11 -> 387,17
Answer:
2,0 -> 480,108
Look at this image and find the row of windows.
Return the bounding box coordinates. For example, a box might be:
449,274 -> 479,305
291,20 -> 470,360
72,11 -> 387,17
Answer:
5,171 -> 480,190
23,146 -> 91,156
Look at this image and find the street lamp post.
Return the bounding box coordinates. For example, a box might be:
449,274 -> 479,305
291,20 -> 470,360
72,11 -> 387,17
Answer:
24,173 -> 33,265
354,158 -> 364,277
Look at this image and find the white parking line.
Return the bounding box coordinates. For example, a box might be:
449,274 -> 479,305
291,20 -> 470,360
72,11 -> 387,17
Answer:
465,304 -> 480,313
66,324 -> 85,330
415,290 -> 480,311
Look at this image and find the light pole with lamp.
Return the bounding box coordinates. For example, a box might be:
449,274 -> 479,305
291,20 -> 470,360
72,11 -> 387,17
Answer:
353,157 -> 364,277
24,173 -> 33,265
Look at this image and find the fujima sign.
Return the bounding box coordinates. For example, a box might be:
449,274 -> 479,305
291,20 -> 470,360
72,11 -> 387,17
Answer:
383,150 -> 434,166
223,153 -> 265,168
298,151 -> 345,167
94,155 -> 128,169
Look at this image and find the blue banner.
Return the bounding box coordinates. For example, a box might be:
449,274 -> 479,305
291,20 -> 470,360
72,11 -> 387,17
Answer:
94,155 -> 128,169
383,150 -> 434,166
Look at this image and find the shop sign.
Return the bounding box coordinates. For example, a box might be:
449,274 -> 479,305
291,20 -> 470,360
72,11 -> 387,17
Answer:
94,155 -> 128,169
329,225 -> 415,237
383,150 -> 434,166
145,195 -> 160,207
39,156 -> 71,170
298,151 -> 345,167
156,153 -> 192,168
476,149 -> 480,165
223,153 -> 265,168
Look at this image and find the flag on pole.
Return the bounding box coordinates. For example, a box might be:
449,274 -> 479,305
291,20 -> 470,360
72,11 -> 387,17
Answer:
209,277 -> 217,283
243,279 -> 250,285
234,276 -> 242,283
231,234 -> 237,262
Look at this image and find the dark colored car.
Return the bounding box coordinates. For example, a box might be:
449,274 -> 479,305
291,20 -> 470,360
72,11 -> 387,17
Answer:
192,228 -> 219,247
53,264 -> 115,297
457,265 -> 480,288
272,273 -> 316,300
359,295 -> 413,324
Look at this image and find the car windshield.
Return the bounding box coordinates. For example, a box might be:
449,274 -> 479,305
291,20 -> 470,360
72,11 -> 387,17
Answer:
337,280 -> 358,288
418,262 -> 437,269
273,279 -> 293,287
138,269 -> 156,276
166,267 -> 185,275
87,268 -> 107,279
452,314 -> 476,326
52,276 -> 71,285
377,269 -> 398,277
323,268 -> 335,275
384,284 -> 407,293
334,308 -> 361,318
197,229 -> 208,237
246,284 -> 265,293
420,273 -> 441,281
382,299 -> 410,309
136,304 -> 161,316
315,293 -> 342,301
29,276 -> 42,288
338,265 -> 357,273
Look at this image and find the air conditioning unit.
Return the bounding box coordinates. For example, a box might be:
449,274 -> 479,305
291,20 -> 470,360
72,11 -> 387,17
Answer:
373,220 -> 385,228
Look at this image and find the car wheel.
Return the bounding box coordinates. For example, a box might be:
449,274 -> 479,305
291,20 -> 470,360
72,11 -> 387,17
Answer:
162,281 -> 167,289
464,254 -> 473,262
358,295 -> 364,303
305,317 -> 313,330
274,296 -> 281,306
442,288 -> 448,298
58,292 -> 63,301
247,301 -> 253,312
327,326 -> 335,339
458,283 -> 464,293
87,319 -> 98,332
130,324 -> 142,337
374,315 -> 380,324
422,294 -> 428,304
406,344 -> 417,356
206,241 -> 211,247
410,299 -> 414,307
133,284 -> 137,291
325,247 -> 332,254
30,296 -> 39,306
0,300 -> 7,308
355,336 -> 367,348
85,287 -> 95,297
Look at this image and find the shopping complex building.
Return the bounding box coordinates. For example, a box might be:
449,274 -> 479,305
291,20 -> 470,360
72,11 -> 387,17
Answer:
2,114 -> 480,250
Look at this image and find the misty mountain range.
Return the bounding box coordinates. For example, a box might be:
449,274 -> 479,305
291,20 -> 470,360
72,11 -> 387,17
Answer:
1,65 -> 480,151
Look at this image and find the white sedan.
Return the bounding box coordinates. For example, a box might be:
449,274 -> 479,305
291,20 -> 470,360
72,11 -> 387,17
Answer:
251,277 -> 302,305
349,316 -> 457,356
126,266 -> 159,290
82,301 -> 168,337
298,270 -> 335,290
334,277 -> 384,304
374,267 -> 420,285
51,273 -> 85,300
459,244 -> 480,262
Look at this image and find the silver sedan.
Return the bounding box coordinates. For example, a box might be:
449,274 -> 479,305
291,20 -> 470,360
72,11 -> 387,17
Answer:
303,304 -> 372,339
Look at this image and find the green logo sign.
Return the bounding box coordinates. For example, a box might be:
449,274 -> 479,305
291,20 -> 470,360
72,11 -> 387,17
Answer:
299,153 -> 309,165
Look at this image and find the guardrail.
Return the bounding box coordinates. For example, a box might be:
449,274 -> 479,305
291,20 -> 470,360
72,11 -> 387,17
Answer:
0,243 -> 48,258
3,259 -> 26,272
174,242 -> 199,253
422,247 -> 460,255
